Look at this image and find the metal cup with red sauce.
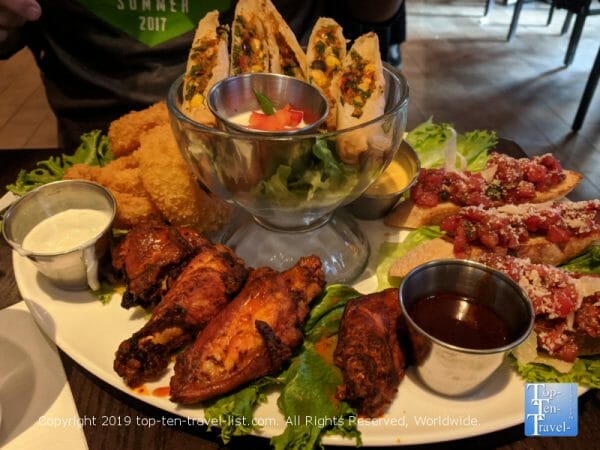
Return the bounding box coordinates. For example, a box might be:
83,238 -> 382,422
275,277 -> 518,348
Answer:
399,259 -> 534,397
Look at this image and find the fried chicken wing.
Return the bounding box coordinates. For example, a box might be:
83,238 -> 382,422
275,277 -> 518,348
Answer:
112,225 -> 207,309
114,242 -> 248,387
170,255 -> 326,404
334,288 -> 406,417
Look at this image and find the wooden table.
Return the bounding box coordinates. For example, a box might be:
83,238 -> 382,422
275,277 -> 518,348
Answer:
1,149 -> 598,450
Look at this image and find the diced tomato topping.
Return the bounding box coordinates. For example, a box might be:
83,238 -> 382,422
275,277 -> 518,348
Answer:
524,215 -> 543,232
515,181 -> 536,200
575,294 -> 600,338
546,225 -> 571,244
411,153 -> 566,208
479,229 -> 499,249
288,109 -> 303,126
525,163 -> 548,183
248,104 -> 305,131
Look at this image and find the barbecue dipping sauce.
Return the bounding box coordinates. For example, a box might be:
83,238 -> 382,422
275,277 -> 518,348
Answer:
408,293 -> 511,349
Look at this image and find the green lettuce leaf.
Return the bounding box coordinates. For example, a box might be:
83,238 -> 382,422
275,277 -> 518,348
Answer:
559,242 -> 600,275
456,129 -> 498,171
6,130 -> 112,196
405,118 -> 496,171
405,119 -> 454,169
376,226 -> 445,290
204,378 -> 272,444
271,284 -> 362,449
271,347 -> 361,450
254,138 -> 359,206
304,284 -> 360,333
510,355 -> 600,388
91,281 -> 121,305
202,285 -> 362,448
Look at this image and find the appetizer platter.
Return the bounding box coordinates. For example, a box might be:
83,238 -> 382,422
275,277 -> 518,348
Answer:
4,1 -> 599,449
14,220 -> 587,448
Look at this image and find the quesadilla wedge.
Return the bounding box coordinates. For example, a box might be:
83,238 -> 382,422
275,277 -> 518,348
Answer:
230,0 -> 269,75
263,0 -> 306,79
182,10 -> 229,126
336,32 -> 386,164
306,17 -> 346,130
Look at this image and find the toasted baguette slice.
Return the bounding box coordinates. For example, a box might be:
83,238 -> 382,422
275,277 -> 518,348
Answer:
515,233 -> 600,266
306,17 -> 346,130
182,11 -> 229,126
390,195 -> 600,277
336,32 -> 385,164
389,237 -> 455,278
230,0 -> 269,75
263,0 -> 306,79
385,169 -> 583,229
389,233 -> 600,278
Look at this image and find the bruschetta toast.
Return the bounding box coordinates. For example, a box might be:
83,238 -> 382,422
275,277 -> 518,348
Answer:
385,153 -> 583,229
306,17 -> 346,130
182,11 -> 229,126
389,200 -> 600,277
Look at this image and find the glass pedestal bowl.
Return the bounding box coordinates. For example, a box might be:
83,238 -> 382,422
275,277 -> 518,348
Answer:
167,66 -> 409,283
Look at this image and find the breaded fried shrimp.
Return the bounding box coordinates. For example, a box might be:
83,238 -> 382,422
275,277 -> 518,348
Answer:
135,124 -> 231,233
108,102 -> 170,157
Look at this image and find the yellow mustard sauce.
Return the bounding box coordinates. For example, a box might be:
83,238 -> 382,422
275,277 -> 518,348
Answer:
365,151 -> 415,196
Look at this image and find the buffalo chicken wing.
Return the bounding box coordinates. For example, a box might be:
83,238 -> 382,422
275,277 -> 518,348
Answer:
170,255 -> 326,404
334,288 -> 406,417
114,242 -> 248,387
112,225 -> 207,309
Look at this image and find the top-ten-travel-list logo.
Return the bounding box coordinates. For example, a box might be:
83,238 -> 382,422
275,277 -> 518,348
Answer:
524,383 -> 578,437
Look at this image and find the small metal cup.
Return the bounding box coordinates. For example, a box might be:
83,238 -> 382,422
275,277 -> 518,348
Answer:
2,180 -> 116,291
207,72 -> 328,135
399,259 -> 534,397
346,140 -> 420,220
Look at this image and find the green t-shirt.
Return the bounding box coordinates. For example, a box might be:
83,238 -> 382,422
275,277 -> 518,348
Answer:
25,0 -> 321,150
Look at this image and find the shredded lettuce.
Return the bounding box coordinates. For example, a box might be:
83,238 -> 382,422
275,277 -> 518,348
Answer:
406,118 -> 496,171
91,282 -> 124,305
6,130 -> 112,196
510,355 -> 600,388
560,242 -> 600,275
376,226 -> 445,290
254,138 -> 359,206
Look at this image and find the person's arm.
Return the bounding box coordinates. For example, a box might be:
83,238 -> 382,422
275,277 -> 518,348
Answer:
0,0 -> 41,57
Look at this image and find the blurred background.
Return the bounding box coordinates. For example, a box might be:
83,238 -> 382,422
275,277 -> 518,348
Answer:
0,0 -> 598,194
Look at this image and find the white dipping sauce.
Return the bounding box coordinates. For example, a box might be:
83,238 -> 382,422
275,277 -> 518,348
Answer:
22,208 -> 112,254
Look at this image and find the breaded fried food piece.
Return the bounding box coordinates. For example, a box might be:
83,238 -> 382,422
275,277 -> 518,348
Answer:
135,123 -> 231,233
108,102 -> 170,157
64,156 -> 162,228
